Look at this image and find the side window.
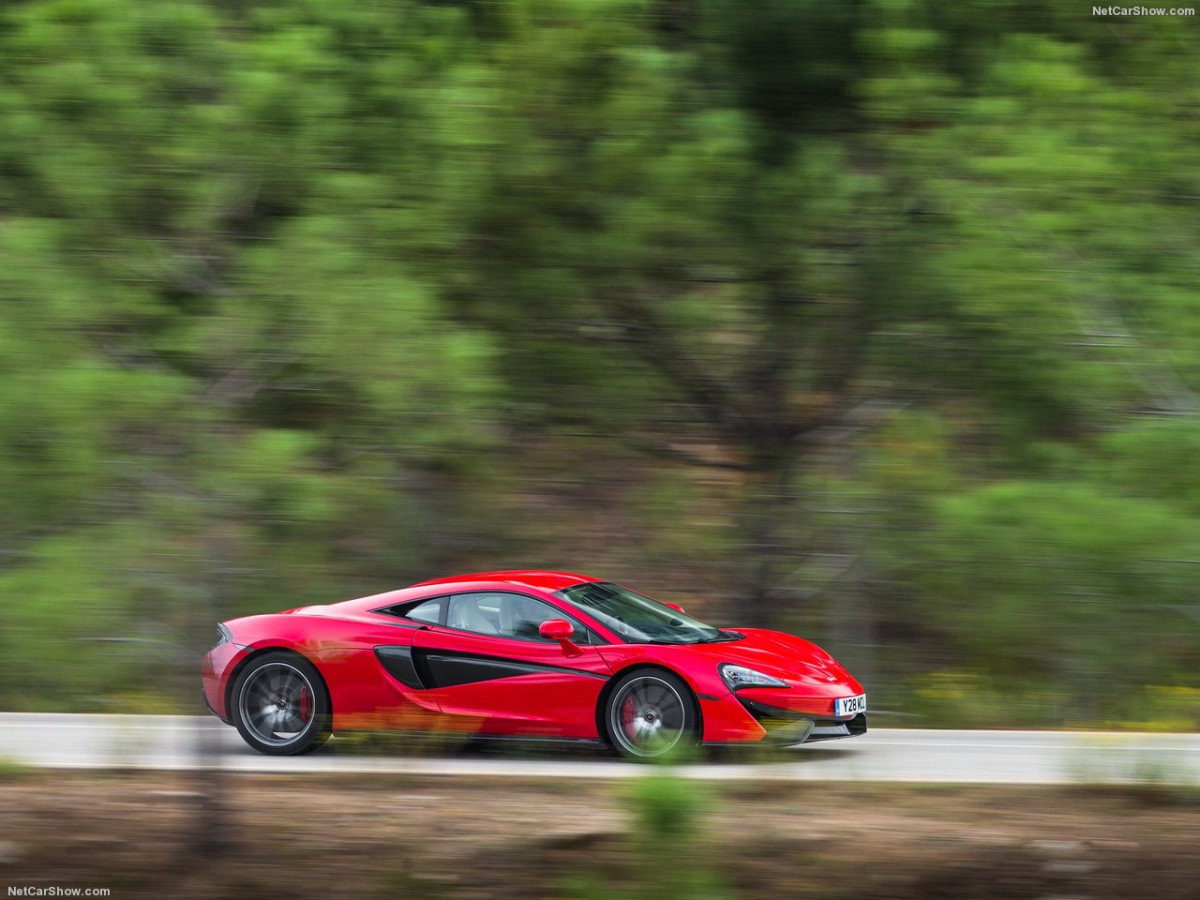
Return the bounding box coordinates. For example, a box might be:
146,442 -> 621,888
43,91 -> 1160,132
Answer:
449,592 -> 592,643
406,597 -> 443,625
447,592 -> 505,635
379,596 -> 445,624
494,595 -> 588,643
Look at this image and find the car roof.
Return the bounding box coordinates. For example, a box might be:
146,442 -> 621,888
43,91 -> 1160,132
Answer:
327,570 -> 601,614
409,570 -> 600,592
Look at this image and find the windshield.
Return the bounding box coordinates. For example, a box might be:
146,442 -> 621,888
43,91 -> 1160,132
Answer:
557,582 -> 723,644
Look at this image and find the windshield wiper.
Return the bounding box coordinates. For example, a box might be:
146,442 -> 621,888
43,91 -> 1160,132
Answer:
699,630 -> 744,643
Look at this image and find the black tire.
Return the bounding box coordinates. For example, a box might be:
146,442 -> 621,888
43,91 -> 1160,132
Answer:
603,668 -> 699,760
231,651 -> 332,756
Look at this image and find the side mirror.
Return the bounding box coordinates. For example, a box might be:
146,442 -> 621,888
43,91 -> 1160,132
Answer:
539,619 -> 575,640
663,602 -> 686,614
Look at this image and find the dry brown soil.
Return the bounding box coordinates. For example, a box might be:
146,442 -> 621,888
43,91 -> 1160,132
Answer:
1,770 -> 1197,899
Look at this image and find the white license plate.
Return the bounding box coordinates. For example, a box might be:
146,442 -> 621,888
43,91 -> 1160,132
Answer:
834,694 -> 867,717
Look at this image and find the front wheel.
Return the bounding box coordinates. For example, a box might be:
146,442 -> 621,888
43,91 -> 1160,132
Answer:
604,669 -> 698,760
231,651 -> 332,755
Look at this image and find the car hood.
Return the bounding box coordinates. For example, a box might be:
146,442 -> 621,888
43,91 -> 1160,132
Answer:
714,628 -> 852,685
599,627 -> 855,692
600,628 -> 854,691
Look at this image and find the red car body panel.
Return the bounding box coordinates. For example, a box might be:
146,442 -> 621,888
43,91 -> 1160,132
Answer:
411,570 -> 601,592
410,626 -> 612,738
202,571 -> 866,747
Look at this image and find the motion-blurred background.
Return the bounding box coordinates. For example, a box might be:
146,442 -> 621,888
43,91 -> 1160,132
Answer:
0,0 -> 1197,731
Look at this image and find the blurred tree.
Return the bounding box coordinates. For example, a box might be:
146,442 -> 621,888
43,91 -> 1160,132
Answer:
0,0 -> 504,858
853,0 -> 1200,710
0,0 -> 498,702
441,0 -> 926,623
0,0 -> 1197,727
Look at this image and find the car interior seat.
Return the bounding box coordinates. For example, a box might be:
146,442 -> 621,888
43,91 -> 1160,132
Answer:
498,595 -> 517,636
452,599 -> 498,634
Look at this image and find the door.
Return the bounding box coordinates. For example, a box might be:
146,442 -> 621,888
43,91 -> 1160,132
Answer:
411,591 -> 612,739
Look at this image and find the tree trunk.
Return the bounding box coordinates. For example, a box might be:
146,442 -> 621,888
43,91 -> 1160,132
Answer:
737,447 -> 796,628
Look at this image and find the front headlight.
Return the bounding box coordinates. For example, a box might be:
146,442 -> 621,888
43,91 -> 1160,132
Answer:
719,663 -> 787,690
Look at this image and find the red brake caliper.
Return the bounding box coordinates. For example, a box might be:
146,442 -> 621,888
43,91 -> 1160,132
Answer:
622,696 -> 637,738
298,684 -> 312,722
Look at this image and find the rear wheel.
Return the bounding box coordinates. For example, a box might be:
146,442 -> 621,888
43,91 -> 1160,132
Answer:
604,669 -> 698,760
231,651 -> 331,755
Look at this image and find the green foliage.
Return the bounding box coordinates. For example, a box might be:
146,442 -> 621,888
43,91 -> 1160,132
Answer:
565,773 -> 729,900
0,0 -> 501,709
0,758 -> 35,782
0,0 -> 1198,718
902,671 -> 1066,730
878,480 -> 1200,713
627,771 -> 709,842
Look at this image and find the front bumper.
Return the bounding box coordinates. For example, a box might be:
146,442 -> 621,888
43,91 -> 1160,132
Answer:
697,684 -> 868,744
739,697 -> 867,743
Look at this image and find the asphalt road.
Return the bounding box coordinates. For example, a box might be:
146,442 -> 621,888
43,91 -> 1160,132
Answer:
2,714 -> 1197,783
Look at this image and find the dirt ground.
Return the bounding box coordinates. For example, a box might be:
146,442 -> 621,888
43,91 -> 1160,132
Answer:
1,769 -> 1197,899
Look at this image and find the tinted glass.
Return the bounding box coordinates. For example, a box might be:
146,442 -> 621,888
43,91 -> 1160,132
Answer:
447,592 -> 505,635
558,582 -> 721,644
406,598 -> 442,624
447,592 -> 590,643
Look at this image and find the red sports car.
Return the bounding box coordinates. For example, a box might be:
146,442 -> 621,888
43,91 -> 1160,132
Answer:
202,570 -> 867,759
